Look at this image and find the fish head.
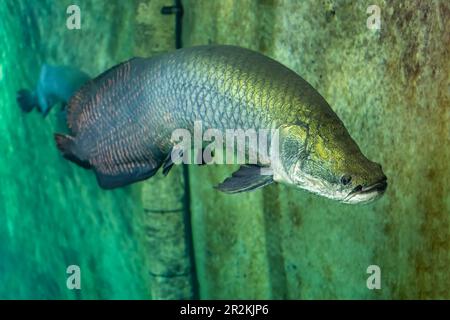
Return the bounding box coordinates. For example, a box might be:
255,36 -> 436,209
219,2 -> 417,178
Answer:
273,122 -> 387,204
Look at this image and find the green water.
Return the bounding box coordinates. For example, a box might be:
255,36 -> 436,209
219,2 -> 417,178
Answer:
0,0 -> 150,299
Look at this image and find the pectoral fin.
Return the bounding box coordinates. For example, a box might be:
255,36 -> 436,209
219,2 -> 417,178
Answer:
216,165 -> 274,193
162,154 -> 175,176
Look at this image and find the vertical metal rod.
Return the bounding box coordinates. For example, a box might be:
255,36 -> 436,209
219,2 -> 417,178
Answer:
161,0 -> 184,49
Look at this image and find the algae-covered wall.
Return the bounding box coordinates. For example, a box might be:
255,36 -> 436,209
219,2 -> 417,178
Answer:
184,0 -> 449,299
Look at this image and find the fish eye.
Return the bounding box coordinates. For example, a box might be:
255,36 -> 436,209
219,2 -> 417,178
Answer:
340,175 -> 352,185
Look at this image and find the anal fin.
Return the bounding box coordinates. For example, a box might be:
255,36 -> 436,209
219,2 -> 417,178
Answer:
94,162 -> 161,189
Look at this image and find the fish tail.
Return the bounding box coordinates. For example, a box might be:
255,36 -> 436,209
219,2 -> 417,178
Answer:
16,89 -> 37,113
54,133 -> 91,169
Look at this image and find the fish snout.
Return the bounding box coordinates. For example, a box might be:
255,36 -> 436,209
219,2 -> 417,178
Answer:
368,175 -> 387,193
343,174 -> 387,204
364,161 -> 387,192
354,175 -> 387,194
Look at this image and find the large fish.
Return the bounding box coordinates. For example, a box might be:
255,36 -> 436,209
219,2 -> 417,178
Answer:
55,45 -> 387,204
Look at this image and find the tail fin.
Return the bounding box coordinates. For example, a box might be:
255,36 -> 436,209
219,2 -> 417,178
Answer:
54,133 -> 91,169
16,89 -> 37,113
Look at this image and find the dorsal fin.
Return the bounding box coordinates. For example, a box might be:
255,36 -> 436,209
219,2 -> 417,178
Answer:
66,58 -> 142,134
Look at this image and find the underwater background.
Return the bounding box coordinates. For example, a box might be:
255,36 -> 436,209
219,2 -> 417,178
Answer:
0,0 -> 448,299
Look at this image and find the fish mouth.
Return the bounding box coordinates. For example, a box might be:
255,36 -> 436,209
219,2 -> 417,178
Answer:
344,177 -> 387,204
